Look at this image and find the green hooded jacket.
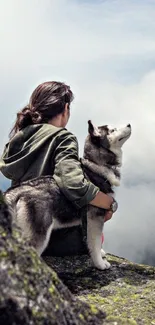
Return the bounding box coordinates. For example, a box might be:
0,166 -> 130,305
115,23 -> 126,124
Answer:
0,124 -> 99,209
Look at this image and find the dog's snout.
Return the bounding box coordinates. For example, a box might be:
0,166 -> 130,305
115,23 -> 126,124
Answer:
127,124 -> 131,128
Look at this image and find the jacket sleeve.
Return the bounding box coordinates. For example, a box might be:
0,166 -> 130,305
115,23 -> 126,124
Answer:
53,130 -> 99,209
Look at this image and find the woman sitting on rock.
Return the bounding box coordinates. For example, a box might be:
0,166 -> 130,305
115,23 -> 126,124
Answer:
0,81 -> 114,256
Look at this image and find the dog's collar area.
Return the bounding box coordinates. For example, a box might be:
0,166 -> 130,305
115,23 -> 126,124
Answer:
83,164 -> 110,185
81,158 -> 113,185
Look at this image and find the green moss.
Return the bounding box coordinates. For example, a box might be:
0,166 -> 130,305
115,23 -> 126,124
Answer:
50,270 -> 60,285
90,304 -> 98,315
106,316 -> 138,324
79,313 -> 84,321
75,268 -> 83,274
31,308 -> 45,318
0,251 -> 8,257
49,285 -> 55,294
0,231 -> 7,237
79,279 -> 155,324
55,304 -> 59,311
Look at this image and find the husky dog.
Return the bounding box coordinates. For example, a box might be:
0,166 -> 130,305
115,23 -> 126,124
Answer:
4,121 -> 131,270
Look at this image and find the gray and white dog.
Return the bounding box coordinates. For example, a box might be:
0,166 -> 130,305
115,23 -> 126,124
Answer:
4,120 -> 131,270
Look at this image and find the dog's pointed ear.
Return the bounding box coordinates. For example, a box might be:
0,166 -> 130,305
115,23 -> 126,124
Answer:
88,120 -> 101,137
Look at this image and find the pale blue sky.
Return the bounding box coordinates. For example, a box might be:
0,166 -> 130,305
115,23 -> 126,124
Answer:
0,0 -> 155,264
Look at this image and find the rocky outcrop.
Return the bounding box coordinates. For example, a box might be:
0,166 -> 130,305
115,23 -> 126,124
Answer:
0,191 -> 155,325
44,255 -> 155,325
0,191 -> 105,325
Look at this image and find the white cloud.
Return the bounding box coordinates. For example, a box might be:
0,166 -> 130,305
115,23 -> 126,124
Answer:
0,0 -> 155,264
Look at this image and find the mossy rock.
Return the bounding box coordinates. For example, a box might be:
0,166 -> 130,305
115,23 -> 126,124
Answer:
44,251 -> 155,324
1,190 -> 155,325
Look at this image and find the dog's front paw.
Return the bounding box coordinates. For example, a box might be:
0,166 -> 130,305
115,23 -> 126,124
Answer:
95,258 -> 111,270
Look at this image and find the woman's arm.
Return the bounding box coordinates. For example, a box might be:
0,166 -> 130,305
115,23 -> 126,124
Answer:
53,130 -> 113,210
90,191 -> 113,209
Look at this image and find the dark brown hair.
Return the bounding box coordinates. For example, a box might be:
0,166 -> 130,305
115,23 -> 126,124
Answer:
10,81 -> 74,137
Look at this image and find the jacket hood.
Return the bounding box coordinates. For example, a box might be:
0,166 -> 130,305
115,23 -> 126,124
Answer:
0,124 -> 63,182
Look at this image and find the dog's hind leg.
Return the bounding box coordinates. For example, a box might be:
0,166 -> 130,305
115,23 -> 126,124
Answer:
36,222 -> 54,256
87,209 -> 111,270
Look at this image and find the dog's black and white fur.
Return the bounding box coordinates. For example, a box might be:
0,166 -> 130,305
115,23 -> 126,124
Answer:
4,121 -> 131,270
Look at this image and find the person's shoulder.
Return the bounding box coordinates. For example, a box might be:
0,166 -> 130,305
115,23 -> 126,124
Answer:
41,124 -> 75,137
40,124 -> 78,144
56,128 -> 78,142
40,123 -> 62,135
